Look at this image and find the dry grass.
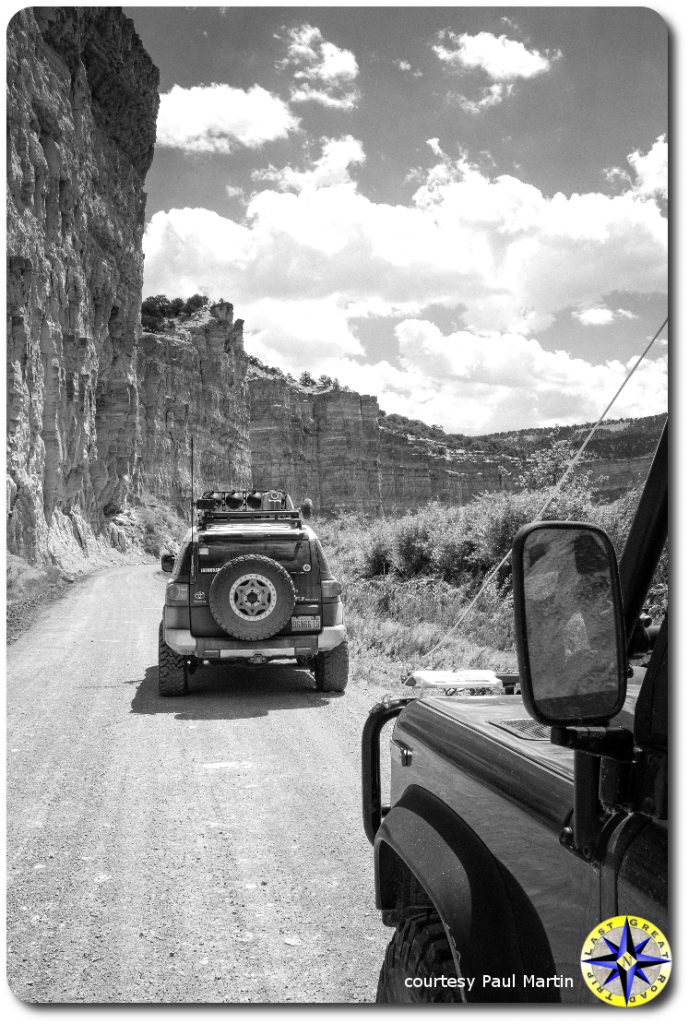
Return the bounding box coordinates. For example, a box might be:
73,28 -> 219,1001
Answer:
313,483 -> 666,688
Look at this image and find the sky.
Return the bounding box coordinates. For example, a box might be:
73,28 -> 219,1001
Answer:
125,3 -> 669,434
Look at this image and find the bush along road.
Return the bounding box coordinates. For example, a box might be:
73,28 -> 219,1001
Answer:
6,564 -> 390,1003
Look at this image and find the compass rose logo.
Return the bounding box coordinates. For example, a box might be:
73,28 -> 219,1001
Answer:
581,915 -> 671,1007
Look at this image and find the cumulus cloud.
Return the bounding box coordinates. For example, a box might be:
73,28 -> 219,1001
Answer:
628,135 -> 668,199
243,298 -> 364,368
388,319 -> 667,431
606,134 -> 667,202
454,83 -> 514,114
145,140 -> 666,330
252,135 -> 365,192
156,83 -> 298,153
573,307 -> 637,326
433,30 -> 560,81
143,137 -> 667,429
279,23 -> 359,110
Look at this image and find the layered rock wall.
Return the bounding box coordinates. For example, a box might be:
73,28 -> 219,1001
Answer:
576,455 -> 652,500
6,7 -> 159,560
248,376 -> 517,513
5,7 -> 654,566
138,304 -> 251,506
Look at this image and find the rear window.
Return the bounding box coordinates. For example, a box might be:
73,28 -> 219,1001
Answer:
198,535 -> 311,572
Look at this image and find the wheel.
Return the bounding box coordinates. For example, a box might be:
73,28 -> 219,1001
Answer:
376,910 -> 462,1004
313,637 -> 349,692
209,555 -> 295,641
158,622 -> 189,697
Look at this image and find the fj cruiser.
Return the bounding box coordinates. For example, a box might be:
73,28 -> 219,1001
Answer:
159,488 -> 348,696
363,424 -> 668,1004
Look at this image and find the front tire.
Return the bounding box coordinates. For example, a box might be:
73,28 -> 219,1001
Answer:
313,637 -> 349,692
158,622 -> 189,697
376,911 -> 462,1004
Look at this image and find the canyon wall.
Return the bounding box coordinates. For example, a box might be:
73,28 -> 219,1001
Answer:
138,304 -> 251,506
5,7 -> 653,569
6,7 -> 159,561
576,455 -> 652,500
248,374 -> 517,513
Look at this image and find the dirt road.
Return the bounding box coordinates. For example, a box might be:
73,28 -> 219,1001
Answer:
6,564 -> 392,1004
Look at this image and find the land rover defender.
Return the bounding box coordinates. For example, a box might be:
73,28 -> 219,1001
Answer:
159,488 -> 348,696
362,424 -> 668,1004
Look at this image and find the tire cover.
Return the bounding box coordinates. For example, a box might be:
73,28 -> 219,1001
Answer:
209,554 -> 295,640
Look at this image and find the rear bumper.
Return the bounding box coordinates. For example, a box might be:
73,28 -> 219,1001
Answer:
163,622 -> 346,659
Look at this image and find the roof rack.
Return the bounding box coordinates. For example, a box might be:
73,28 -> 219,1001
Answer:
194,489 -> 302,530
197,508 -> 303,529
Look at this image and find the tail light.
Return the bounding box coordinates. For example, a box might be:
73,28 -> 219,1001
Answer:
321,579 -> 342,599
166,582 -> 189,606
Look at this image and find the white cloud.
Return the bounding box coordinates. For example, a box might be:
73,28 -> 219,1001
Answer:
156,84 -> 298,153
396,58 -> 423,78
605,134 -> 667,202
252,135 -> 365,192
573,307 -> 637,326
388,319 -> 667,431
455,83 -> 514,114
244,298 -> 364,368
433,30 -> 560,81
145,141 -> 666,331
628,135 -> 668,199
280,24 -> 359,110
143,138 -> 667,430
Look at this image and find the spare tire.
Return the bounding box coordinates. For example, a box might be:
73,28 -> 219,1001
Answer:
209,555 -> 295,641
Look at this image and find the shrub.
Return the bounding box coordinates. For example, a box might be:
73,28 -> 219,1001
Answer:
391,516 -> 432,577
360,523 -> 393,577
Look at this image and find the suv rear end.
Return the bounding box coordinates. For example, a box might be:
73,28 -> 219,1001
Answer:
159,489 -> 348,696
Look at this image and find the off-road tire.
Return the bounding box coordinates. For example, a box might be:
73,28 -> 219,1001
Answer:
209,555 -> 295,641
376,910 -> 462,1004
313,637 -> 349,692
158,622 -> 189,697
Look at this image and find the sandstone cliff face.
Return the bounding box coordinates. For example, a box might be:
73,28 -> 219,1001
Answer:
248,375 -> 516,513
4,7 -> 651,570
576,455 -> 652,500
6,7 -> 158,562
138,304 -> 251,505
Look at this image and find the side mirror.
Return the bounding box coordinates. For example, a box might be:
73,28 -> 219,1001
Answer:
512,522 -> 627,726
160,553 -> 175,573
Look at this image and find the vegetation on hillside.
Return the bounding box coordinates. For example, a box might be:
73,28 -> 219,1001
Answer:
313,472 -> 667,681
380,409 -> 666,463
141,292 -> 210,333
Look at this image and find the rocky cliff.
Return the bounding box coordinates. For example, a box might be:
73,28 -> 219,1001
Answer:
6,7 -> 159,563
248,374 -> 517,513
5,7 -> 654,572
138,303 -> 251,505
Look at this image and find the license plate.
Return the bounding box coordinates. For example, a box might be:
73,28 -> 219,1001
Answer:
291,615 -> 320,631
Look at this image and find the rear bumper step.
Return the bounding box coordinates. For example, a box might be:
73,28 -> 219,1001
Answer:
164,625 -> 346,659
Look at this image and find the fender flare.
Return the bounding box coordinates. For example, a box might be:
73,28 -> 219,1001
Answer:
375,784 -> 558,1002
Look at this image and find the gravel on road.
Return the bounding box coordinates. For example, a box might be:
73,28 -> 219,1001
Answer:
6,564 -> 392,1004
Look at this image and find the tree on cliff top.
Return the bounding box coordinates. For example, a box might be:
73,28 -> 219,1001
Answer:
141,292 -> 209,332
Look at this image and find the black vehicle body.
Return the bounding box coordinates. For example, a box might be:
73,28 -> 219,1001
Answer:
362,425 -> 668,1003
159,489 -> 347,694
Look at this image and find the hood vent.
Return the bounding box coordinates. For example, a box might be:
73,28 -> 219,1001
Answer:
490,718 -> 550,742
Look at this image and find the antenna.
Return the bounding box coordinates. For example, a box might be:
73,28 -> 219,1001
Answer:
190,436 -> 194,531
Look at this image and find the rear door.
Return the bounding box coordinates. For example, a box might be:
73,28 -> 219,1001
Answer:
190,530 -> 322,637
